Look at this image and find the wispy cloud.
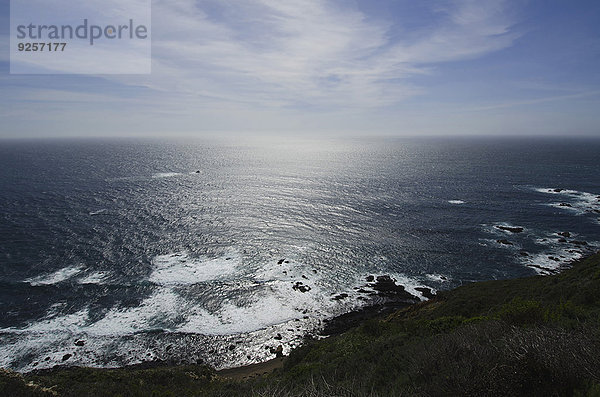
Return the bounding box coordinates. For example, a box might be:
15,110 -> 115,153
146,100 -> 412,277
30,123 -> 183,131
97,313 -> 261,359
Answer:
2,0 -> 539,137
113,0 -> 520,109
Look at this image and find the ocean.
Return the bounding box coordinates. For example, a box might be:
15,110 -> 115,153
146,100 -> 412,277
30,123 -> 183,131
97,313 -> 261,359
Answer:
0,136 -> 599,372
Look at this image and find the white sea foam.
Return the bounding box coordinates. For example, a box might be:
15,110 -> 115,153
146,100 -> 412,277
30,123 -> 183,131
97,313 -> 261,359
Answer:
178,295 -> 309,335
520,249 -> 584,275
448,200 -> 465,204
534,187 -> 580,195
518,230 -> 598,275
151,172 -> 181,179
149,252 -> 240,285
25,265 -> 84,286
5,251 -> 437,372
77,271 -> 110,285
534,187 -> 600,216
86,289 -> 182,335
388,274 -> 435,300
426,274 -> 451,283
481,222 -> 527,235
89,209 -> 107,216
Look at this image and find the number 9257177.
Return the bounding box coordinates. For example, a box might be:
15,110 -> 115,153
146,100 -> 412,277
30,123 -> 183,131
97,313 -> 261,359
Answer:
18,43 -> 67,52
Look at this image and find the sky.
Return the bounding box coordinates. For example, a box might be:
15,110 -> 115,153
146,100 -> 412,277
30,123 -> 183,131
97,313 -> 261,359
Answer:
1,0 -> 599,139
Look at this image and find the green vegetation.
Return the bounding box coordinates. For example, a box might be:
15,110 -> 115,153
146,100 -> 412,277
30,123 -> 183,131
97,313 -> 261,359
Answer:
3,253 -> 600,396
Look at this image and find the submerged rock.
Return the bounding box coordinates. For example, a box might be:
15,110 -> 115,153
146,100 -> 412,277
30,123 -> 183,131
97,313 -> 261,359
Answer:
571,240 -> 588,246
371,276 -> 418,300
558,231 -> 571,238
293,282 -> 311,293
269,345 -> 283,358
495,225 -> 524,233
332,293 -> 349,301
415,287 -> 435,300
559,202 -> 572,207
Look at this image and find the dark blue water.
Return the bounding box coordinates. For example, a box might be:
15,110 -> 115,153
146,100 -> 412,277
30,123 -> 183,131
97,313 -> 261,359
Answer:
0,136 -> 599,371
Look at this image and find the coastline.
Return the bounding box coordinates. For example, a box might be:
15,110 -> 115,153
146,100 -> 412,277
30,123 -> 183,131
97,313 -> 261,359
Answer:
217,250 -> 600,379
5,251 -> 600,396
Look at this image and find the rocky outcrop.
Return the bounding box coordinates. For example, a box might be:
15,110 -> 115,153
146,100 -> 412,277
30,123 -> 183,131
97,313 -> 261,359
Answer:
495,225 -> 523,233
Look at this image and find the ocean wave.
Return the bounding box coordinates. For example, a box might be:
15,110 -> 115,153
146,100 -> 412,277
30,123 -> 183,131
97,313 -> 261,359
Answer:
151,172 -> 181,179
89,209 -> 108,216
149,252 -> 241,286
77,271 -> 110,285
534,187 -> 600,216
25,265 -> 84,286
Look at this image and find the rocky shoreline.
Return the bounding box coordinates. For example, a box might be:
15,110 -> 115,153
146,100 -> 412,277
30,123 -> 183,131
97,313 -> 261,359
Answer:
320,275 -> 428,336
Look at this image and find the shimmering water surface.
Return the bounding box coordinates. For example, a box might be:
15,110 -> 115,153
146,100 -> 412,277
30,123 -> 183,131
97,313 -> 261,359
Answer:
0,136 -> 599,371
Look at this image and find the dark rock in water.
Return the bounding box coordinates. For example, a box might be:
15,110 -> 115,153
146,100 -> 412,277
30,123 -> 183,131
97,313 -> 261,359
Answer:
284,260 -> 290,263
44,357 -> 50,361
274,333 -> 282,340
553,188 -> 563,192
559,202 -> 572,207
548,256 -> 560,262
195,170 -> 200,173
558,231 -> 571,238
277,259 -> 285,265
495,225 -> 524,233
74,340 -> 85,347
332,293 -> 349,301
415,287 -> 435,300
371,276 -> 418,300
496,239 -> 513,245
228,345 -> 235,351
269,345 -> 283,358
372,275 -> 401,293
293,282 -> 311,293
571,240 -> 588,246
302,275 -> 308,279
519,251 -> 529,256
62,354 -> 72,362
365,275 -> 375,282
558,238 -> 567,243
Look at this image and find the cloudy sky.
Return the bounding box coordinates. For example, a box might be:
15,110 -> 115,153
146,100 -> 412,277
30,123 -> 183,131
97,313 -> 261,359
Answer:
1,0 -> 599,138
